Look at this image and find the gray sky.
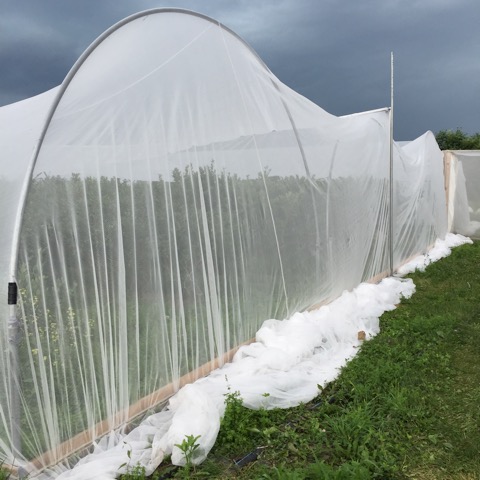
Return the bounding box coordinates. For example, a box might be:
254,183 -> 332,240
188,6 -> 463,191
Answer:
0,0 -> 479,140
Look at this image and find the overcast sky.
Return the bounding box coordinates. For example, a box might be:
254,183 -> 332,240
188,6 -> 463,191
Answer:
0,0 -> 478,140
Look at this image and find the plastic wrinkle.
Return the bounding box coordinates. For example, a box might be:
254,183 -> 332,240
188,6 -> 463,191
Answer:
396,233 -> 472,275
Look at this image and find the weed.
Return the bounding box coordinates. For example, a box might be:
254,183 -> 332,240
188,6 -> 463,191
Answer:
175,434 -> 201,476
216,389 -> 275,456
118,442 -> 155,480
119,463 -> 147,480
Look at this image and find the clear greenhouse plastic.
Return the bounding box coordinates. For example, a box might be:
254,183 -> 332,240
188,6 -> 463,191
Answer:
0,8 -> 448,476
444,150 -> 480,238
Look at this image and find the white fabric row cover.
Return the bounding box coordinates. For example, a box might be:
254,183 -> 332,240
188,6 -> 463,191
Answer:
0,9 -> 447,472
444,150 -> 480,239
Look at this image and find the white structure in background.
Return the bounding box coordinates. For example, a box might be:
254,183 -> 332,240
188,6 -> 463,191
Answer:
444,150 -> 480,239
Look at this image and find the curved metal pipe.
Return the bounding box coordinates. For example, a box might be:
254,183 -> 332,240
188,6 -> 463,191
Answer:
5,7 -> 278,459
8,7 -> 273,282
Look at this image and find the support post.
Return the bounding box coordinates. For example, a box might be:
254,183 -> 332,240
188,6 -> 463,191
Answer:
389,52 -> 394,275
7,281 -> 21,458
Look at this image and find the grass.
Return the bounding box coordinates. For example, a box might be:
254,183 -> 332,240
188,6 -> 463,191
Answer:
126,241 -> 480,479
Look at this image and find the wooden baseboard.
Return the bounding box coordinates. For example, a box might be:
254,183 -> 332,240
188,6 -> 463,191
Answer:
20,340 -> 251,474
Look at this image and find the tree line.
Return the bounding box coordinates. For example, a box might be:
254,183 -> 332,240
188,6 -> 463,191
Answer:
435,129 -> 480,150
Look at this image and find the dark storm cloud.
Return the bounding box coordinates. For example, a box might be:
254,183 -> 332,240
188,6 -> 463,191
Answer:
0,0 -> 479,139
0,32 -> 73,102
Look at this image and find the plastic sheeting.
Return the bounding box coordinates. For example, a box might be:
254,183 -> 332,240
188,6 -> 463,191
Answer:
444,150 -> 480,239
0,8 -> 448,476
0,87 -> 59,297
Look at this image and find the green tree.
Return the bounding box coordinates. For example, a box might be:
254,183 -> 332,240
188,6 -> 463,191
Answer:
435,128 -> 480,150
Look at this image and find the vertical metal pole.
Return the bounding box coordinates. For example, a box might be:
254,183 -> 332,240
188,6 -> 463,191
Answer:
389,52 -> 394,275
7,281 -> 21,457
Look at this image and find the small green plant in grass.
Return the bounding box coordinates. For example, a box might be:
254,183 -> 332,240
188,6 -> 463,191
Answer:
118,463 -> 147,480
118,443 -> 152,480
222,389 -> 244,435
248,426 -> 278,447
216,387 -> 281,457
216,388 -> 249,451
175,434 -> 201,476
